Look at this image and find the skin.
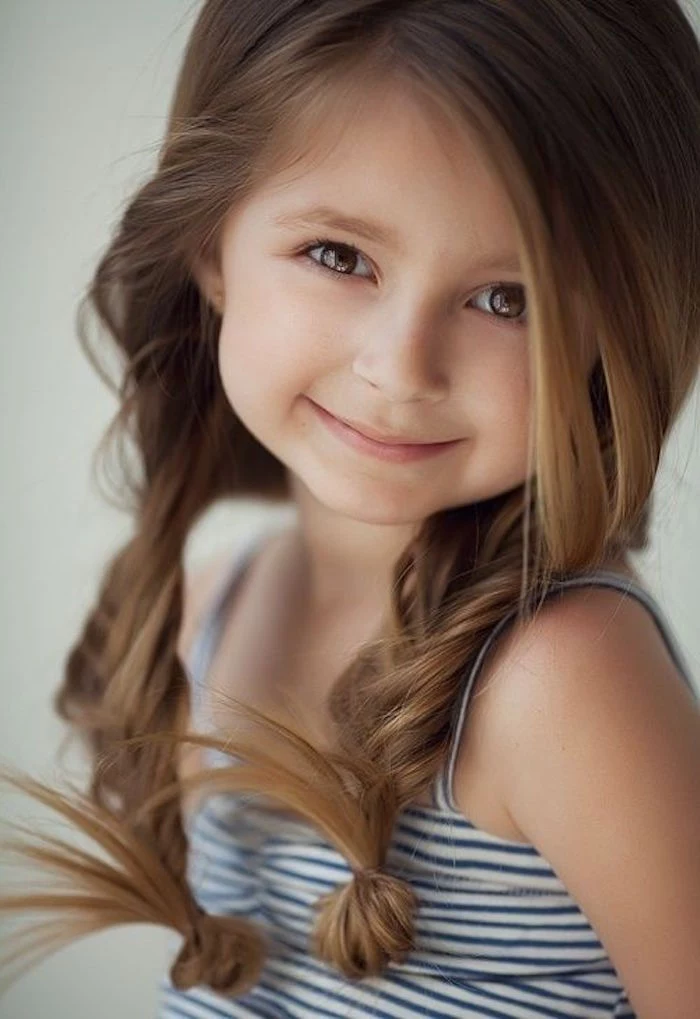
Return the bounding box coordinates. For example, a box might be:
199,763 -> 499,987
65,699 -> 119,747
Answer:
197,80 -> 535,622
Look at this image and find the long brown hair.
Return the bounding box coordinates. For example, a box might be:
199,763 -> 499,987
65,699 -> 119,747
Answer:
2,0 -> 700,998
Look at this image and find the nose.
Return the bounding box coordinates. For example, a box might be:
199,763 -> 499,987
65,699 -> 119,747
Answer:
351,300 -> 449,403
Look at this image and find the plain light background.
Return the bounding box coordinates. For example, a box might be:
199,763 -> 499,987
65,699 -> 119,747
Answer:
1,1 -> 699,1016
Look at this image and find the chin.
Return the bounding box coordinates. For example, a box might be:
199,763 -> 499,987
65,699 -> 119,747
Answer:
299,468 -> 434,525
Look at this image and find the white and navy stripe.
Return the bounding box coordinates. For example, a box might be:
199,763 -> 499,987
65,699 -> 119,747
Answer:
159,534 -> 696,1018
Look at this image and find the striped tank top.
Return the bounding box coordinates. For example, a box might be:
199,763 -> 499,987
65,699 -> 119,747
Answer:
158,530 -> 698,1019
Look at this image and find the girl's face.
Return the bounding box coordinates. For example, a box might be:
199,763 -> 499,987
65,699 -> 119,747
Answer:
201,82 -> 533,527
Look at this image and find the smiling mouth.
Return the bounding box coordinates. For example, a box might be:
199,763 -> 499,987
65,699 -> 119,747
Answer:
308,399 -> 457,446
335,416 -> 451,446
306,397 -> 463,463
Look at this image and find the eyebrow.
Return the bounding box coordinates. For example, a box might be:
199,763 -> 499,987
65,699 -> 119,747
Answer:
272,205 -> 523,273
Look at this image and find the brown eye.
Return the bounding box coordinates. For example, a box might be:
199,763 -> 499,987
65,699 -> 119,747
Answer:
471,283 -> 528,324
304,240 -> 374,279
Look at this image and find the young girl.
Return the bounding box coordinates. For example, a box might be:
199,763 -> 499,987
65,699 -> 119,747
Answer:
2,0 -> 700,1016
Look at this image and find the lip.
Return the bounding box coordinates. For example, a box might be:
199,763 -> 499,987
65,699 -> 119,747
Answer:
306,398 -> 462,464
334,414 -> 436,445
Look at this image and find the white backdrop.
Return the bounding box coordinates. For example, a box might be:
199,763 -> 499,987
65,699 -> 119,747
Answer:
1,1 -> 699,1016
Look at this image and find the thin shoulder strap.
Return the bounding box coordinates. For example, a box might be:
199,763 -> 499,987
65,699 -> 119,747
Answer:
186,533 -> 269,731
434,570 -> 698,812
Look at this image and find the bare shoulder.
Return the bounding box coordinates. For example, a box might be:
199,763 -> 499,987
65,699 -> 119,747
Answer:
479,576 -> 698,745
478,581 -> 700,1015
175,530 -> 292,810
176,554 -> 232,667
176,553 -> 235,807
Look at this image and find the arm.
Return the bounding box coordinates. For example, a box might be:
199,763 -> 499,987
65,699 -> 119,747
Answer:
485,587 -> 700,1018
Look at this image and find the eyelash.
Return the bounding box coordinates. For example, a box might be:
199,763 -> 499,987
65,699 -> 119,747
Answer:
299,237 -> 528,327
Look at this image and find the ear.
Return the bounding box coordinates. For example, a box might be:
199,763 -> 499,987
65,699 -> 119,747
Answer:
191,253 -> 225,315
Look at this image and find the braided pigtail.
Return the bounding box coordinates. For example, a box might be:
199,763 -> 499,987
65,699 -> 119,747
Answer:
0,127 -> 277,990
307,494 -> 541,977
1,380 -> 269,994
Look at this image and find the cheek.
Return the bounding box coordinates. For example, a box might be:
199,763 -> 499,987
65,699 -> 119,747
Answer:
501,359 -> 532,429
216,289 -> 330,424
470,338 -> 531,414
471,343 -> 533,457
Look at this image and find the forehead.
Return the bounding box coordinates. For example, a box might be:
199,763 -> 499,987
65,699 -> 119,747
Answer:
244,77 -> 519,259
